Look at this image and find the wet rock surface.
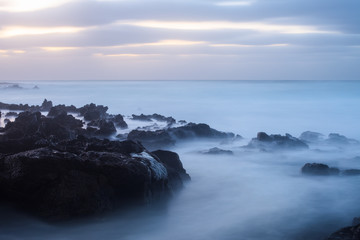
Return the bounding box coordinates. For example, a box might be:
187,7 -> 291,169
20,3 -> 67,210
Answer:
0,110 -> 190,220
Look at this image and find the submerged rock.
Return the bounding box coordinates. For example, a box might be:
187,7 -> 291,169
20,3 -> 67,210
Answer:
326,133 -> 359,145
202,147 -> 233,155
299,131 -> 324,143
131,113 -> 176,125
128,123 -> 234,150
108,114 -> 128,129
247,132 -> 308,151
301,163 -> 340,176
5,112 -> 18,117
342,169 -> 360,176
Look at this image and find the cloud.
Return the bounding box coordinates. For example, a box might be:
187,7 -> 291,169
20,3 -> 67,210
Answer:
0,0 -> 72,12
117,20 -> 340,34
0,26 -> 86,38
0,0 -> 359,80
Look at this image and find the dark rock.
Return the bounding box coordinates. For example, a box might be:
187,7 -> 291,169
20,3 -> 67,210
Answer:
128,123 -> 234,150
86,119 -> 117,137
299,131 -> 324,143
342,169 -> 360,176
128,130 -> 175,150
0,141 -> 168,219
353,218 -> 360,226
33,85 -> 39,89
301,163 -> 340,176
108,114 -> 128,129
247,132 -> 308,151
116,133 -> 127,140
79,103 -> 108,121
171,123 -> 234,139
0,111 -> 84,154
131,114 -> 153,122
131,113 -> 176,125
0,133 -> 189,220
5,112 -> 18,117
48,105 -> 78,117
96,120 -> 117,136
326,224 -> 360,240
4,118 -> 10,124
203,147 -> 233,155
41,99 -> 53,111
152,150 -> 191,189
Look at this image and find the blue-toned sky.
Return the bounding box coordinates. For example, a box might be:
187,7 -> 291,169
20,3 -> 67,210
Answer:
0,0 -> 359,80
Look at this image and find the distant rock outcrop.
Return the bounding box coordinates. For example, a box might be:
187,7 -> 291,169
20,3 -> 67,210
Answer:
128,123 -> 235,150
246,132 -> 308,151
301,163 -> 360,176
326,133 -> 359,145
299,131 -> 324,143
301,163 -> 340,176
131,113 -> 176,126
202,147 -> 233,155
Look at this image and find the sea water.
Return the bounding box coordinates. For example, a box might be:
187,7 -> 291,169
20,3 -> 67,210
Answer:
1,80 -> 360,240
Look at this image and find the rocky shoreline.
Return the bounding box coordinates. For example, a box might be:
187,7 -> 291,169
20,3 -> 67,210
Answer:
0,100 -> 191,220
1,100 -> 359,239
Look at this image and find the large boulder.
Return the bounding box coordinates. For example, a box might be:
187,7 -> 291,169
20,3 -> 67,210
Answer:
0,137 -> 189,220
152,150 -> 190,189
108,114 -> 128,129
247,132 -> 308,151
79,103 -> 108,121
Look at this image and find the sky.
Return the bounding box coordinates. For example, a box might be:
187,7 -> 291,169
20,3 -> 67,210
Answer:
0,0 -> 359,80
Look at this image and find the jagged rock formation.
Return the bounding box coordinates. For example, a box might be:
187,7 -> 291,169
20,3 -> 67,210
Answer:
0,110 -> 190,220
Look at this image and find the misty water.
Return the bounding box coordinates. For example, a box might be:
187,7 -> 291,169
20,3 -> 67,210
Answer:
1,80 -> 360,240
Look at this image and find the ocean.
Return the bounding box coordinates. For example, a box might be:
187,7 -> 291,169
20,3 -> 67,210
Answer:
1,80 -> 360,240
